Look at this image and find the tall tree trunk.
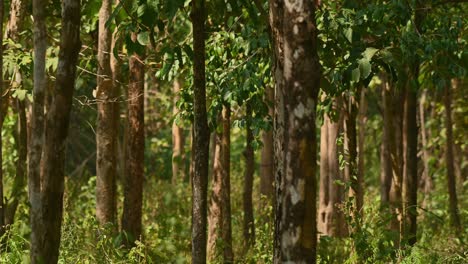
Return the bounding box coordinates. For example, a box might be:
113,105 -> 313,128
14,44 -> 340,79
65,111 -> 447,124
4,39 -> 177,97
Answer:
39,0 -> 81,262
221,105 -> 233,262
260,86 -> 274,200
111,27 -> 123,184
5,0 -> 28,227
243,102 -> 255,249
208,123 -> 222,261
191,1 -> 210,262
444,81 -> 461,230
402,80 -> 418,246
270,1 -> 320,262
29,0 -> 47,261
172,79 -> 185,184
121,36 -> 145,245
419,90 -> 432,208
96,0 -> 117,226
318,100 -> 345,237
358,87 -> 367,202
343,91 -> 362,216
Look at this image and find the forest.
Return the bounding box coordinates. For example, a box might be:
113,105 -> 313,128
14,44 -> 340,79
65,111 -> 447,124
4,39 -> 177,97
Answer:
0,0 -> 466,263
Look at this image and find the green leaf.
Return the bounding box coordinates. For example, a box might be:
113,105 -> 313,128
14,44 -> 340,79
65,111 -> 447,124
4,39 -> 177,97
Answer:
362,47 -> 379,60
137,31 -> 150,46
351,67 -> 360,82
359,59 -> 372,79
344,28 -> 353,43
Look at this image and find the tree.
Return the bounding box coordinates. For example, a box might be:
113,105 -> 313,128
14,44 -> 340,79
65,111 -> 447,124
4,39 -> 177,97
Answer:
96,0 -> 117,226
37,0 -> 81,262
172,79 -> 186,184
260,86 -> 274,201
191,0 -> 210,262
243,101 -> 255,249
270,0 -> 320,262
121,33 -> 145,245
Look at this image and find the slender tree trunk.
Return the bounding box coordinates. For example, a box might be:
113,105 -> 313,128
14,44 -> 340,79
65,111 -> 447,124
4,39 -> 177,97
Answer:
5,0 -> 27,227
96,0 -> 117,226
419,90 -> 432,208
111,27 -> 123,184
243,102 -> 255,249
208,119 -> 222,261
191,1 -> 210,262
172,79 -> 185,184
221,105 -> 233,262
444,81 -> 461,230
39,0 -> 81,262
260,86 -> 274,200
121,36 -> 145,245
318,100 -> 345,237
270,1 -> 320,262
402,79 -> 418,246
29,0 -> 47,261
358,87 -> 367,202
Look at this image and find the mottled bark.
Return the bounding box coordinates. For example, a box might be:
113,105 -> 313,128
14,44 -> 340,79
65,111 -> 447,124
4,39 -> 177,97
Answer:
243,102 -> 255,249
419,90 -> 432,208
260,86 -> 274,200
444,81 -> 461,230
121,42 -> 145,245
172,79 -> 186,184
318,101 -> 345,237
39,0 -> 81,262
29,0 -> 47,261
208,121 -> 222,261
191,1 -> 210,262
96,0 -> 117,226
270,0 -> 320,262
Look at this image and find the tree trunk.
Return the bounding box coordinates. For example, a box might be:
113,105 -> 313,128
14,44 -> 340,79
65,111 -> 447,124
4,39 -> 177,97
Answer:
172,79 -> 186,184
221,105 -> 233,262
121,38 -> 145,245
191,1 -> 210,262
318,101 -> 345,237
419,90 -> 432,208
358,87 -> 367,204
4,0 -> 28,229
260,86 -> 274,201
243,102 -> 255,249
39,0 -> 81,262
444,81 -> 461,230
29,0 -> 47,261
111,27 -> 123,184
270,1 -> 320,262
96,0 -> 117,226
402,80 -> 418,246
208,119 -> 222,261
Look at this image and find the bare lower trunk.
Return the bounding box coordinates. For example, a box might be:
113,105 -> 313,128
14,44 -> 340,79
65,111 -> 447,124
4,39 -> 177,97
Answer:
358,87 -> 367,205
121,46 -> 145,245
39,1 -> 81,262
270,0 -> 320,262
208,123 -> 222,261
419,90 -> 432,208
191,1 -> 210,262
172,79 -> 186,184
318,101 -> 345,237
29,0 -> 47,261
243,102 -> 255,249
444,81 -> 461,230
96,0 -> 117,226
260,86 -> 274,200
221,106 -> 233,262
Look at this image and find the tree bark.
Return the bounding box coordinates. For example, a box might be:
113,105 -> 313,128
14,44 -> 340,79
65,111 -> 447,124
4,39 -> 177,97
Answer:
221,105 -> 233,262
191,1 -> 210,262
172,79 -> 186,184
243,102 -> 255,249
121,38 -> 145,245
419,90 -> 433,208
444,81 -> 461,230
402,80 -> 418,246
318,100 -> 345,237
358,87 -> 367,204
96,0 -> 117,226
29,0 -> 47,261
39,0 -> 81,262
260,86 -> 274,201
208,117 -> 222,261
270,0 -> 320,262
